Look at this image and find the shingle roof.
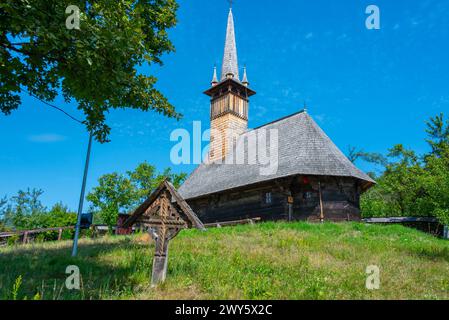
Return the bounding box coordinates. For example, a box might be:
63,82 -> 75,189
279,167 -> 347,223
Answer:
178,111 -> 375,200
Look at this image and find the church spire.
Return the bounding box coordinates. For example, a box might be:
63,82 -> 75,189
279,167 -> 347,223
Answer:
242,66 -> 249,86
211,65 -> 218,86
204,5 -> 256,163
221,8 -> 239,80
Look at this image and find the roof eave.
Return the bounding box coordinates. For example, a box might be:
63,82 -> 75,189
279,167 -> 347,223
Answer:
203,78 -> 256,97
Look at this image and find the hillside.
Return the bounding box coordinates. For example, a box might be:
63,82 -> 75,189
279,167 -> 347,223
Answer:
0,222 -> 448,300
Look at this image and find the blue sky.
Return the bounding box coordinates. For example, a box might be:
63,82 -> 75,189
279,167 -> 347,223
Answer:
1,0 -> 448,210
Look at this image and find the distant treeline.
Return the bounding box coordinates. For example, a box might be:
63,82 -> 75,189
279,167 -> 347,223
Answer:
0,191 -> 76,241
355,113 -> 449,226
0,163 -> 186,237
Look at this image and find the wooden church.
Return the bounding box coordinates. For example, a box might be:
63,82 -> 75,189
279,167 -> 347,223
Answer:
178,8 -> 375,223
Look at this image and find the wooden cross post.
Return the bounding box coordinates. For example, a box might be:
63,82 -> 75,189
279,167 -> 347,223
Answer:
123,180 -> 205,286
148,193 -> 184,285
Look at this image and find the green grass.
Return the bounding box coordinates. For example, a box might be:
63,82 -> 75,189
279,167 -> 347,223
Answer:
0,222 -> 448,300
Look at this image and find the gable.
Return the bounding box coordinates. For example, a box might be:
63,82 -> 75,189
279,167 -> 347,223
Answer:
124,180 -> 205,230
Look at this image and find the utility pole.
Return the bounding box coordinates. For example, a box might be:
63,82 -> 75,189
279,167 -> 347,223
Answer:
24,89 -> 94,257
72,132 -> 93,257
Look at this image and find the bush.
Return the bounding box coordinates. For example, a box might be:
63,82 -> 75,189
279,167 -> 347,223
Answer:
7,235 -> 20,246
434,208 -> 449,226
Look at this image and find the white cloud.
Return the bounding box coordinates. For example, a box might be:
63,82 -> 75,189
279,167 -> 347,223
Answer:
305,32 -> 313,40
28,134 -> 67,143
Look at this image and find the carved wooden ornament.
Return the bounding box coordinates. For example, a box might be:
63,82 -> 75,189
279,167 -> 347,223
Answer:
124,180 -> 205,285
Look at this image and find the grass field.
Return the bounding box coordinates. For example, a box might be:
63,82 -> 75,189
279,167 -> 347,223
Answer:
0,222 -> 448,300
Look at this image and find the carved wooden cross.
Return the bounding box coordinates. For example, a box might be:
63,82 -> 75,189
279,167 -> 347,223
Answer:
124,180 -> 204,285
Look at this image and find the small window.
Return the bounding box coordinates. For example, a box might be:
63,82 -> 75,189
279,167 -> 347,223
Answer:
265,192 -> 272,204
304,192 -> 313,199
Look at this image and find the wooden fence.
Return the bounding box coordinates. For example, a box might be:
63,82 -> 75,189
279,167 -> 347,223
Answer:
0,217 -> 262,246
362,217 -> 438,223
362,216 -> 447,237
0,225 -> 117,246
0,226 -> 75,245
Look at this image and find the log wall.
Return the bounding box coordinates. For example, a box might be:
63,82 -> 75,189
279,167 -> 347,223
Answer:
187,175 -> 362,223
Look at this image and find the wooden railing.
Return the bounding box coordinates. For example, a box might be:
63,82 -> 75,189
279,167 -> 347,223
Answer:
0,218 -> 262,246
362,217 -> 438,223
0,225 -> 116,245
0,226 -> 75,244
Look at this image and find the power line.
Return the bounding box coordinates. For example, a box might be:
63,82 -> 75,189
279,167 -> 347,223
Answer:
22,88 -> 84,124
20,88 -> 93,257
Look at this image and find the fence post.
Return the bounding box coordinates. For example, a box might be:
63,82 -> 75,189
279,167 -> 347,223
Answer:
444,226 -> 449,239
22,232 -> 28,244
58,228 -> 63,241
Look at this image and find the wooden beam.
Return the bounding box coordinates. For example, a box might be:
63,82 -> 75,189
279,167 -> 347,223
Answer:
362,217 -> 438,223
318,181 -> 324,222
203,217 -> 261,228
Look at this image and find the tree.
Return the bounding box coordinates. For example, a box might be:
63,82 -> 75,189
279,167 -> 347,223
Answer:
425,113 -> 449,157
347,146 -> 387,167
361,114 -> 449,226
1,0 -> 181,142
46,203 -> 77,227
0,196 -> 7,219
128,162 -> 187,203
128,162 -> 157,200
38,203 -> 77,240
0,196 -> 7,231
3,188 -> 46,229
87,162 -> 187,230
419,146 -> 449,225
86,173 -> 135,232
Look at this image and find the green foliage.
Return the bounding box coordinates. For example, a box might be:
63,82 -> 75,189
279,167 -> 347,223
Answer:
0,0 -> 180,142
347,146 -> 388,167
425,112 -> 449,157
2,188 -> 46,229
0,190 -> 76,240
129,162 -> 187,202
87,173 -> 135,232
0,197 -> 8,232
361,113 -> 449,226
87,162 -> 187,230
434,209 -> 449,227
7,234 -> 19,246
11,275 -> 22,300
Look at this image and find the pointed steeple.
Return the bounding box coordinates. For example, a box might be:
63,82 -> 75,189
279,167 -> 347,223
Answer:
211,66 -> 218,86
221,8 -> 239,80
204,6 -> 256,163
242,66 -> 249,86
